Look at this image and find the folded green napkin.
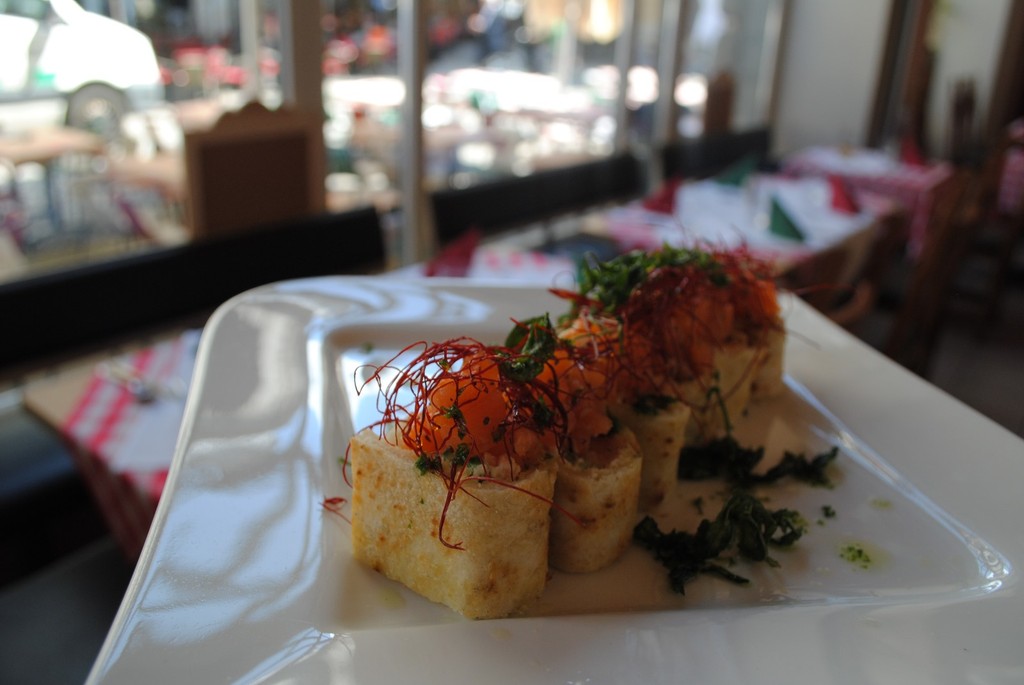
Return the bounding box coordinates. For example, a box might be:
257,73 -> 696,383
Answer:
714,154 -> 758,186
769,197 -> 805,241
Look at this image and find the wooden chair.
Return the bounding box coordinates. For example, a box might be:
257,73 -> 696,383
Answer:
950,135 -> 1024,328
881,169 -> 975,377
183,101 -> 326,240
777,243 -> 852,314
827,208 -> 911,329
776,206 -> 911,327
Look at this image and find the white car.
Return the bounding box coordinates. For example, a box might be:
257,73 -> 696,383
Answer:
0,0 -> 164,137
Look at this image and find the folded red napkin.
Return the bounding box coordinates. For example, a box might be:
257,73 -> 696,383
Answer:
642,177 -> 681,214
425,227 -> 481,277
828,174 -> 859,214
900,135 -> 925,167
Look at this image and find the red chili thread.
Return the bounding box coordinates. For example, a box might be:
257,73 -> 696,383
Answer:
351,323 -> 601,549
321,496 -> 350,522
555,247 -> 784,409
344,248 -> 786,550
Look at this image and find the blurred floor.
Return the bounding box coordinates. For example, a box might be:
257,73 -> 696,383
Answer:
853,246 -> 1024,439
931,272 -> 1024,438
0,538 -> 133,685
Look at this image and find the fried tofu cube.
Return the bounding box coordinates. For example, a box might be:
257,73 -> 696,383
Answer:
684,342 -> 759,442
349,428 -> 557,619
610,399 -> 691,510
750,327 -> 786,400
549,427 -> 642,573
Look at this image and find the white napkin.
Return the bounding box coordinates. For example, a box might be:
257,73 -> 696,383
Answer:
397,245 -> 577,287
464,247 -> 577,286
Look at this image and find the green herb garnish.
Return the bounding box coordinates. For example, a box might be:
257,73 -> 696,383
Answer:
840,543 -> 873,569
679,438 -> 838,488
678,436 -> 764,481
414,453 -> 441,475
634,491 -> 806,593
575,247 -> 727,313
500,314 -> 557,382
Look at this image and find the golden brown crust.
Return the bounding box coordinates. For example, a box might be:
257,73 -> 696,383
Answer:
549,428 -> 642,573
349,428 -> 556,619
750,327 -> 786,400
684,339 -> 770,443
609,400 -> 690,510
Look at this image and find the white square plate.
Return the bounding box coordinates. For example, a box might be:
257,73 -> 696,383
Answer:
88,277 -> 1023,685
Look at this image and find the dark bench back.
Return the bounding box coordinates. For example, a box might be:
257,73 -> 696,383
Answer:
660,127 -> 773,180
1,206 -> 385,374
431,151 -> 646,245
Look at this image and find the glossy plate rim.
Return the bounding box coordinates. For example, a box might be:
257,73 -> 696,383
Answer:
87,276 -> 1024,685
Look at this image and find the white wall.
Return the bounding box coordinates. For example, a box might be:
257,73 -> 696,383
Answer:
772,0 -> 891,156
773,0 -> 1011,158
924,0 -> 1010,156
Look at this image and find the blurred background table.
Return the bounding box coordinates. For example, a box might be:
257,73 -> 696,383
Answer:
782,146 -> 953,257
21,331 -> 199,560
0,127 -> 104,168
600,174 -> 882,283
0,127 -> 105,233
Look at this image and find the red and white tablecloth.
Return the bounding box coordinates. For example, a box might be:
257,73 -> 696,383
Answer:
783,146 -> 953,256
55,253 -> 574,558
602,176 -> 881,284
998,146 -> 1024,217
60,331 -> 199,558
